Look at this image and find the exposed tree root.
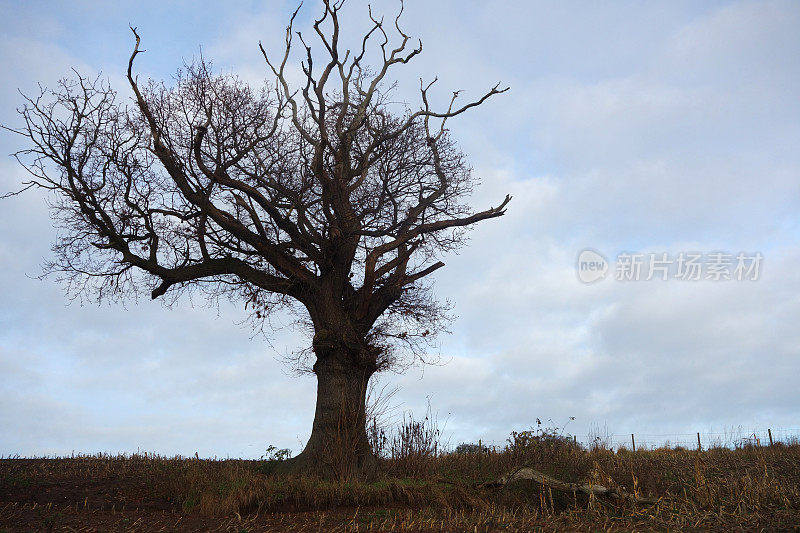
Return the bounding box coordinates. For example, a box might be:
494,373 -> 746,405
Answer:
479,467 -> 661,505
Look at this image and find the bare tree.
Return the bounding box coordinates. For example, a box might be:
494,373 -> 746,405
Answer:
6,1 -> 509,479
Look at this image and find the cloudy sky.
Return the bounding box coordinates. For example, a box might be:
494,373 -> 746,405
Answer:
1,0 -> 799,457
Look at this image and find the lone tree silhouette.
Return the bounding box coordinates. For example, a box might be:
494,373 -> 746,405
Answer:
7,1 -> 509,478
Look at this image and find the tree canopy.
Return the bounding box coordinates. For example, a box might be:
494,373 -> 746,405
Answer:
7,0 -> 510,478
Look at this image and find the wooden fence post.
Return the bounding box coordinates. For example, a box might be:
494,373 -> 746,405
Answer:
768,429 -> 774,446
631,434 -> 636,452
697,432 -> 702,451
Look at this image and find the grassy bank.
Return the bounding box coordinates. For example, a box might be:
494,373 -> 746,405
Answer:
2,435 -> 799,531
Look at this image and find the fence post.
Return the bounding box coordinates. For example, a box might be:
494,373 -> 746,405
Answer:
768,429 -> 774,446
697,432 -> 702,451
631,433 -> 636,452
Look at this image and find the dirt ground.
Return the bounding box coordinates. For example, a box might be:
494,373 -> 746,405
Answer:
3,455 -> 799,532
0,471 -> 360,532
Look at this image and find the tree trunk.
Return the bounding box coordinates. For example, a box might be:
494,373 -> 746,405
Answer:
279,354 -> 377,480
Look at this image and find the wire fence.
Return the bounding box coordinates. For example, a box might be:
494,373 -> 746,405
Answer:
580,427 -> 800,451
471,427 -> 800,452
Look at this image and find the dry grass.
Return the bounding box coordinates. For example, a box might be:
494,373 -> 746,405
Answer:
2,435 -> 800,531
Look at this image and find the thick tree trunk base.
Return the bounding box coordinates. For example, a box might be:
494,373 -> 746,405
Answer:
270,356 -> 377,481
270,446 -> 378,481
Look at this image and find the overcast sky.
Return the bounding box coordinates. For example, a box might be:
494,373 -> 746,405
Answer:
1,0 -> 799,458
